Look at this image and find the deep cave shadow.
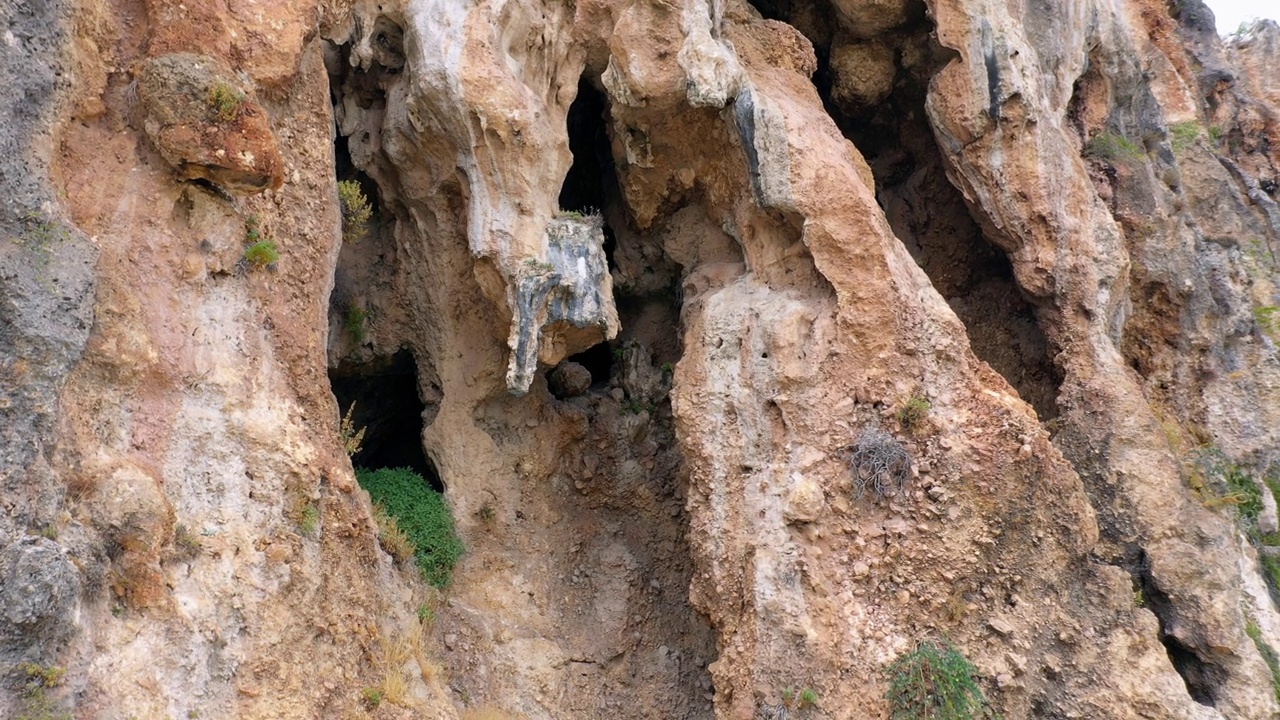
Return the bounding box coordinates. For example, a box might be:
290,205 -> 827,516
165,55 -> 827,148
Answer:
742,0 -> 1063,420
329,348 -> 441,491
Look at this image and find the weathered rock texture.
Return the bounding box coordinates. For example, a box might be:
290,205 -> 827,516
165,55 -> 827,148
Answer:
3,0 -> 1280,717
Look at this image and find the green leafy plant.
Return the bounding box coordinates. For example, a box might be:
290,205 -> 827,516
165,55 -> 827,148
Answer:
337,180 -> 372,241
1169,121 -> 1201,153
356,467 -> 463,588
897,395 -> 931,431
886,640 -> 994,720
346,305 -> 370,344
245,215 -> 262,242
1246,619 -> 1280,705
798,687 -> 819,709
207,82 -> 244,123
244,240 -> 279,268
555,208 -> 585,219
300,504 -> 320,536
1084,131 -> 1144,163
361,687 -> 384,710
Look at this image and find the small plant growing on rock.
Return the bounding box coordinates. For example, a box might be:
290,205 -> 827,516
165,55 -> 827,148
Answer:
207,82 -> 245,123
1255,306 -> 1278,339
1246,618 -> 1280,705
1191,447 -> 1263,522
1084,131 -> 1143,164
897,395 -> 931,431
173,523 -> 202,560
345,305 -> 370,344
1169,121 -> 1201,153
886,640 -> 993,720
337,179 -> 372,241
848,428 -> 911,498
417,602 -> 435,624
243,240 -> 279,268
18,663 -> 69,720
300,503 -> 320,537
798,688 -> 819,709
361,687 -> 383,710
340,403 -> 366,457
242,216 -> 279,269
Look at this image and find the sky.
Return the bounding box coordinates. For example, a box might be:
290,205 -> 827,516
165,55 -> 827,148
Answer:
1202,0 -> 1276,33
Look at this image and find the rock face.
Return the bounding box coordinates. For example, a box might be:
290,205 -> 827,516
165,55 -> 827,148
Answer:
3,0 -> 1280,719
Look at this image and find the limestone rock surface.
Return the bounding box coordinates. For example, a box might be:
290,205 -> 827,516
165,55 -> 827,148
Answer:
2,0 -> 1280,718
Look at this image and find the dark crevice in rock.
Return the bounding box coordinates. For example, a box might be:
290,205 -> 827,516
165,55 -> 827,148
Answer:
329,348 -> 441,490
1135,549 -> 1226,707
565,341 -> 615,389
560,77 -> 619,270
753,3 -> 1062,419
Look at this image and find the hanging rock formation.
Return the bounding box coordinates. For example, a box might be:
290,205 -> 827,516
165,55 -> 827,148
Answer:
2,0 -> 1279,718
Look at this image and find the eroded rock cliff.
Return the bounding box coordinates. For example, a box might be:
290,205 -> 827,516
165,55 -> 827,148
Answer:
2,0 -> 1279,718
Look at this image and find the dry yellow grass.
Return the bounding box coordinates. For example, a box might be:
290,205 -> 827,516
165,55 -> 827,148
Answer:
379,623 -> 423,706
461,708 -> 522,720
374,504 -> 416,563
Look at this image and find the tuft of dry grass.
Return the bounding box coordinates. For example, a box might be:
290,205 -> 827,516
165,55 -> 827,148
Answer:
461,708 -> 523,720
374,504 -> 416,563
378,623 -> 439,706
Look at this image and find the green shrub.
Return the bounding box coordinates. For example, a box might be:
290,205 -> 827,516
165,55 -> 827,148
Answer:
1084,132 -> 1144,163
887,640 -> 993,720
356,467 -> 463,588
244,240 -> 279,268
361,687 -> 384,710
346,305 -> 369,344
798,687 -> 819,709
898,395 -> 931,431
337,180 -> 372,241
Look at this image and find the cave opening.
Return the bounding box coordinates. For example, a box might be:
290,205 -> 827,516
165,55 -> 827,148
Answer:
745,0 -> 1063,420
560,77 -> 619,269
329,349 -> 442,491
566,341 -> 615,388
